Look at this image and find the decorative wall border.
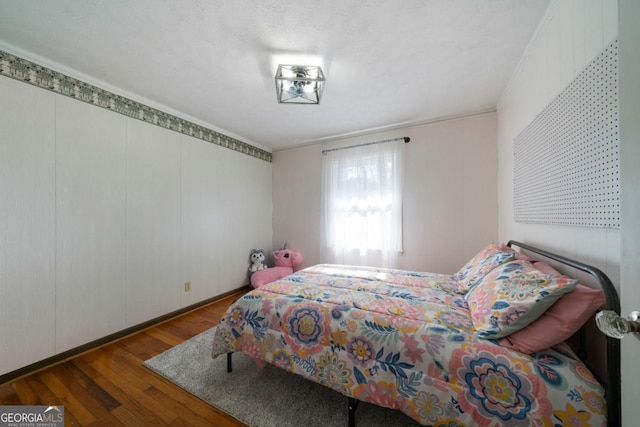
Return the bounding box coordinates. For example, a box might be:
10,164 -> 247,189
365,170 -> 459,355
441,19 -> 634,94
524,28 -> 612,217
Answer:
0,49 -> 272,163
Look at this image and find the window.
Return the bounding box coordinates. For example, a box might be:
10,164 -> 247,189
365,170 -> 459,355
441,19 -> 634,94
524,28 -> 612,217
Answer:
321,139 -> 404,268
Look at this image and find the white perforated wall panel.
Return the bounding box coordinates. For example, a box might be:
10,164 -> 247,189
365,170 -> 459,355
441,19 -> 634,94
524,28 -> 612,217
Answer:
514,40 -> 619,228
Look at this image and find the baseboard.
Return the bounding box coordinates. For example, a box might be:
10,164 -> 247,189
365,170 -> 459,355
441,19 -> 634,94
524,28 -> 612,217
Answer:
0,285 -> 250,386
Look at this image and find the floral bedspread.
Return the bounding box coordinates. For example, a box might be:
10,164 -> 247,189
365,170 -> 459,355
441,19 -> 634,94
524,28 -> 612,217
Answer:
211,264 -> 606,427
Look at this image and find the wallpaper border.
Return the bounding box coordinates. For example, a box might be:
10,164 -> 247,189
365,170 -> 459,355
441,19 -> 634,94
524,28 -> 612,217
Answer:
0,49 -> 272,163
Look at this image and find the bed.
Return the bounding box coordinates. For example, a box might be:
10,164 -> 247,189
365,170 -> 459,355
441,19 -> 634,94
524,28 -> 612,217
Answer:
211,241 -> 620,426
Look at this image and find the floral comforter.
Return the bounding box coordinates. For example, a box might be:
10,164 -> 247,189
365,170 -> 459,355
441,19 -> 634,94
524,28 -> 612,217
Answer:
211,264 -> 606,427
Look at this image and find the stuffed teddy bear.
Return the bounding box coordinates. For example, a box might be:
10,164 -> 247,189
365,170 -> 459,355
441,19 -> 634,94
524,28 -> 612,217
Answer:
250,246 -> 303,289
248,249 -> 267,272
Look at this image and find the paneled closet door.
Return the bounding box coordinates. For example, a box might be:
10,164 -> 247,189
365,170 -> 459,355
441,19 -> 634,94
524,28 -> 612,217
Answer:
126,119 -> 181,327
0,77 -> 56,375
55,96 -> 127,353
180,137 -> 221,306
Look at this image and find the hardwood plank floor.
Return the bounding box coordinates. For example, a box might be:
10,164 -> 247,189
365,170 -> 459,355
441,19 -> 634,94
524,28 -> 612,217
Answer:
0,291 -> 248,426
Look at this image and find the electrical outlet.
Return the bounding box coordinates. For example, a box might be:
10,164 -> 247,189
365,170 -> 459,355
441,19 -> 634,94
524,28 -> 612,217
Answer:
184,281 -> 191,292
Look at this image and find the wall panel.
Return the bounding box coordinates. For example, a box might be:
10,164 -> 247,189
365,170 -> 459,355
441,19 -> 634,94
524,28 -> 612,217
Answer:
602,0 -> 618,44
559,0 -> 575,88
126,119 -> 181,326
572,0 -> 588,72
585,0 -> 605,60
246,155 -> 273,254
180,137 -> 222,306
547,9 -> 563,99
217,148 -> 252,293
55,96 -> 127,352
0,77 -> 56,374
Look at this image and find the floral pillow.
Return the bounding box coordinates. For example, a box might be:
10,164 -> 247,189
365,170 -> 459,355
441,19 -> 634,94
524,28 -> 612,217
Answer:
498,243 -> 538,262
455,243 -> 515,293
467,260 -> 578,339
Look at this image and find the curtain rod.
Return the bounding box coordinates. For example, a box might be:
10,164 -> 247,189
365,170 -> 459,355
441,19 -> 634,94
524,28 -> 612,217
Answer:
322,136 -> 410,154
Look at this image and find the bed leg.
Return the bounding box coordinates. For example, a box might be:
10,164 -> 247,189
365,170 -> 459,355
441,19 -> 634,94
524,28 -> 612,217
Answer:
227,352 -> 233,373
348,397 -> 359,427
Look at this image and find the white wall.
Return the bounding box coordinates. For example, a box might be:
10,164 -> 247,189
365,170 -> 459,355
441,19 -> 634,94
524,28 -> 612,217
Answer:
273,112 -> 498,274
0,77 -> 56,374
125,119 -> 182,328
496,0 -> 637,423
497,0 -> 620,281
55,95 -> 128,352
0,74 -> 272,375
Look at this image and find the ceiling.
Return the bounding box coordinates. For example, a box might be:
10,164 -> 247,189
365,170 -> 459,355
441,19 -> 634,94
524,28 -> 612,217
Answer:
0,0 -> 550,152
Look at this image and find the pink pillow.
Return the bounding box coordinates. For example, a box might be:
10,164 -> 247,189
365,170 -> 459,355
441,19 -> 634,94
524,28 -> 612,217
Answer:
532,260 -> 561,275
499,243 -> 538,262
498,262 -> 605,354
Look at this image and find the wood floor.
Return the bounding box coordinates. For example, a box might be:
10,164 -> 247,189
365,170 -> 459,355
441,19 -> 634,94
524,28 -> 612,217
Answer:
0,291 -> 249,426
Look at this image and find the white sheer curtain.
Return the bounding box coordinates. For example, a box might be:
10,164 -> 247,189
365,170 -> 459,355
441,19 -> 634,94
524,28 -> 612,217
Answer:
321,139 -> 405,268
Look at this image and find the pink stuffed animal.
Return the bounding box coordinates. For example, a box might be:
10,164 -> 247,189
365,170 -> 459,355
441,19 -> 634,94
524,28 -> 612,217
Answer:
250,247 -> 303,289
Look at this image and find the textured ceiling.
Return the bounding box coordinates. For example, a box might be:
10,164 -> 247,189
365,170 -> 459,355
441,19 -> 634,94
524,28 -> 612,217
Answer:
0,0 -> 550,151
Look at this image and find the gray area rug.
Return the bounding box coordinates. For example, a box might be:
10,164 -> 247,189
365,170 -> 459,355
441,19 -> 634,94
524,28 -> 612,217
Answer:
143,327 -> 422,427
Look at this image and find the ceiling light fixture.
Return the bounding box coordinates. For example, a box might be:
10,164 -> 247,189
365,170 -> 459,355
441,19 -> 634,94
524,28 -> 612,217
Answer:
275,64 -> 325,105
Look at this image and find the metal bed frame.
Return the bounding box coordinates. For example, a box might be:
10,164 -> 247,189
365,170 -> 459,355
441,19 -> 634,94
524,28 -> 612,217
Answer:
507,241 -> 621,427
226,241 -> 622,426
